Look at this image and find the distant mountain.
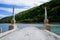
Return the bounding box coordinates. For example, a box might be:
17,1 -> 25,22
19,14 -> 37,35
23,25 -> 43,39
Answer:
0,0 -> 60,23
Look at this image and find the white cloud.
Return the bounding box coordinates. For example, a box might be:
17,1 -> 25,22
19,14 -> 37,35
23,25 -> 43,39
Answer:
0,0 -> 50,7
0,7 -> 29,14
14,8 -> 29,14
0,14 -> 9,19
0,8 -> 12,13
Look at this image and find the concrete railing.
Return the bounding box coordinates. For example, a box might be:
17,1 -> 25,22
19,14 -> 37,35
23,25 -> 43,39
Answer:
0,27 -> 2,33
44,30 -> 60,40
0,29 -> 16,38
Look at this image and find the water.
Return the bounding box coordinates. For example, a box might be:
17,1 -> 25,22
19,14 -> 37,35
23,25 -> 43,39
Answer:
0,23 -> 60,35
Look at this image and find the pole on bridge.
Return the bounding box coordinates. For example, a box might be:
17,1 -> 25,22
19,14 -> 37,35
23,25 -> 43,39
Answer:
44,7 -> 50,31
0,27 -> 2,33
8,7 -> 16,30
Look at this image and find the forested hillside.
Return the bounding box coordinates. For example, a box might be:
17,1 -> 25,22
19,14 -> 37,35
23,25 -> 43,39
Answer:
0,0 -> 60,23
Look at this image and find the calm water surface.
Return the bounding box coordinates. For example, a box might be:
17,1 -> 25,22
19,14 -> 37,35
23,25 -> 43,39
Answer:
0,23 -> 60,35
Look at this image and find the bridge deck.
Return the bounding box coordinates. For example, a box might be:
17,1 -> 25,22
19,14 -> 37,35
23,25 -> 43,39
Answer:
0,27 -> 60,40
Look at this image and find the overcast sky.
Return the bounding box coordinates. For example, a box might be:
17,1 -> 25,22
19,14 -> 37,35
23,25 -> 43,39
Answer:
0,0 -> 50,19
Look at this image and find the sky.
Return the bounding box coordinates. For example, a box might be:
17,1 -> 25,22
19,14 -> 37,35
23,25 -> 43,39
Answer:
0,0 -> 50,19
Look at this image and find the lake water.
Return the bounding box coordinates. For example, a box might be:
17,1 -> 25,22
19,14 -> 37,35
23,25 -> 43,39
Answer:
0,23 -> 60,35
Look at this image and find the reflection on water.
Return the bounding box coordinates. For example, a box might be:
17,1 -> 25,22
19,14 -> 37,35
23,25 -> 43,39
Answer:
0,23 -> 60,35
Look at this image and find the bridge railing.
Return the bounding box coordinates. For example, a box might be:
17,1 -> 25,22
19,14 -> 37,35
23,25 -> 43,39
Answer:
44,30 -> 60,40
0,29 -> 16,38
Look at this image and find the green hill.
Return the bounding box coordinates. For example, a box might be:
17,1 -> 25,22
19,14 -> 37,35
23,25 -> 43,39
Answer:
0,0 -> 60,23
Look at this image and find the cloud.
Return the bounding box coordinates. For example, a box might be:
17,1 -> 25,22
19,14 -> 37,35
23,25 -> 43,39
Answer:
0,7 -> 29,14
0,14 -> 9,19
0,4 -> 29,8
0,14 -> 8,17
0,8 -> 12,13
0,0 -> 50,7
14,8 -> 29,14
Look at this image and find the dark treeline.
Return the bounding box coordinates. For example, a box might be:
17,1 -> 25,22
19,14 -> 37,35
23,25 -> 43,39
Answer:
0,0 -> 60,23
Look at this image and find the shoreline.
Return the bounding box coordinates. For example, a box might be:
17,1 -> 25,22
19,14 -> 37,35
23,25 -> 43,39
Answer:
0,22 -> 60,24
